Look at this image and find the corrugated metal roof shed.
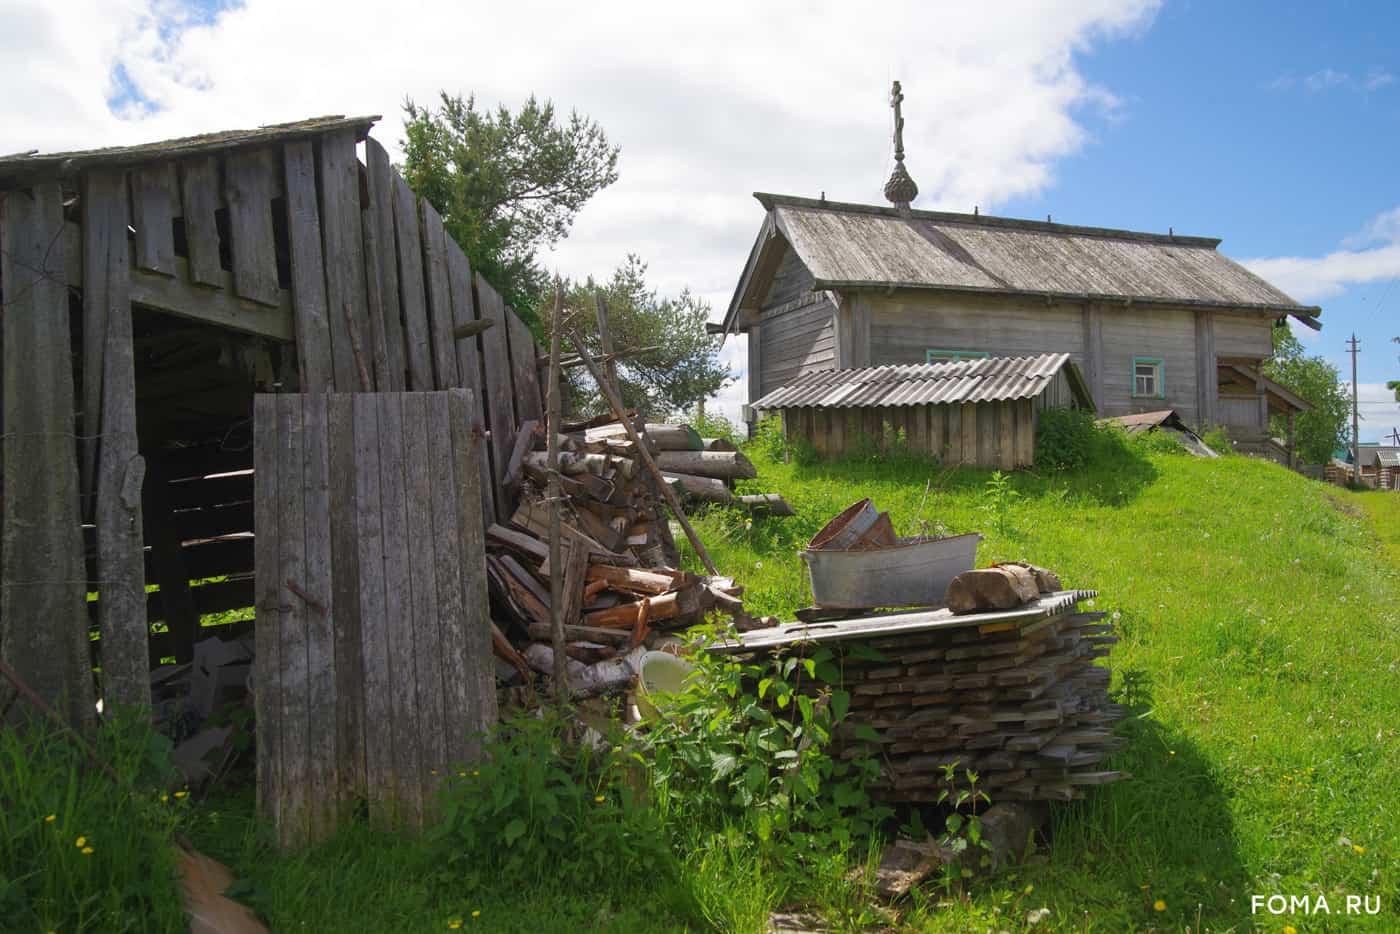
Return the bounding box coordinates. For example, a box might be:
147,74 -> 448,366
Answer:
723,194 -> 1320,329
0,115 -> 379,185
752,352 -> 1086,410
1377,450 -> 1400,468
1357,446 -> 1400,468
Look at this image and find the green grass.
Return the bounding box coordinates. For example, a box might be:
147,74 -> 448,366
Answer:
684,440 -> 1400,931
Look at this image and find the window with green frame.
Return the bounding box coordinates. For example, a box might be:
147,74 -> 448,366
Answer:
926,349 -> 989,363
1132,356 -> 1165,399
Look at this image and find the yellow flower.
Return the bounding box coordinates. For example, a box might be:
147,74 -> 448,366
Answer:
595,795 -> 605,803
81,846 -> 94,855
160,793 -> 169,802
1153,900 -> 1166,912
1353,844 -> 1366,854
447,922 -> 462,930
75,836 -> 86,848
44,814 -> 56,823
173,790 -> 188,799
1284,926 -> 1298,934
471,911 -> 481,918
472,770 -> 479,777
459,771 -> 467,778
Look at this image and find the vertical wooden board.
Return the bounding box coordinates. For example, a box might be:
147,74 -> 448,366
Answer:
392,174 -> 434,390
365,139 -> 405,391
445,243 -> 494,521
947,404 -> 963,466
86,168 -> 150,713
317,130 -> 373,391
998,401 -> 1016,471
2,181 -> 95,730
827,407 -> 843,454
425,393 -> 471,766
351,395 -> 396,824
300,393 -> 338,840
282,142 -> 334,394
905,403 -> 925,455
80,174 -> 111,508
361,208 -> 398,392
419,199 -> 459,389
252,395 -> 282,827
275,394 -> 310,847
375,393 -> 425,828
223,148 -> 281,307
978,404 -> 998,468
927,405 -> 945,461
180,156 -> 223,288
959,403 -> 978,466
326,394 -> 365,806
448,388 -> 497,753
506,311 -> 544,422
474,275 -> 517,521
1016,398 -> 1036,467
131,162 -> 177,276
401,393 -> 447,805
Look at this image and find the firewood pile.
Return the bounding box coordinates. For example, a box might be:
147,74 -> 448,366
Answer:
833,594 -> 1126,803
487,414 -> 778,699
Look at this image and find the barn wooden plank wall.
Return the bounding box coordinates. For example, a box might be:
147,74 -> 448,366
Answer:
0,125 -> 543,711
779,398 -> 1038,470
253,391 -> 496,846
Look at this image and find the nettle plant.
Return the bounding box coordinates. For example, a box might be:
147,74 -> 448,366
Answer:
641,625 -> 890,859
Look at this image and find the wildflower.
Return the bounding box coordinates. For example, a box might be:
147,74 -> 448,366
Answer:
81,846 -> 94,855
1023,883 -> 1034,894
448,921 -> 462,929
44,814 -> 55,823
174,790 -> 188,799
1284,927 -> 1297,934
472,770 -> 479,777
755,561 -> 763,570
471,910 -> 481,918
595,795 -> 605,803
1153,900 -> 1166,912
160,793 -> 169,802
75,836 -> 86,848
1353,844 -> 1366,854
1026,907 -> 1049,925
458,771 -> 467,778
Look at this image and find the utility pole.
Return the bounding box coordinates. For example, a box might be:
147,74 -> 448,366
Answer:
1346,333 -> 1361,484
1389,427 -> 1400,446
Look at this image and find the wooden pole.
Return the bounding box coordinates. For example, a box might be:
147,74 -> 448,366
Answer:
568,333 -> 720,576
1348,334 -> 1361,484
546,284 -> 569,704
594,294 -> 621,394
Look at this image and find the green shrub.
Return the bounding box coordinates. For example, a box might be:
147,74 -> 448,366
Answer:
747,413 -> 790,463
0,713 -> 186,932
1034,407 -> 1099,470
1201,426 -> 1234,456
691,411 -> 742,447
1131,429 -> 1187,455
427,712 -> 673,888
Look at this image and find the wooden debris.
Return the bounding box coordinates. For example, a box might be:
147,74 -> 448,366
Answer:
945,566 -> 1040,614
737,493 -> 794,516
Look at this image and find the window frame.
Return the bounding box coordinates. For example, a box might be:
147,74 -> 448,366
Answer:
925,349 -> 989,364
1132,356 -> 1165,399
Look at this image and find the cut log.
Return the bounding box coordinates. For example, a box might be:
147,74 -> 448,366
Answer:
944,566 -> 1040,614
522,643 -> 640,699
582,583 -> 706,629
524,450 -> 634,479
586,564 -> 696,596
737,493 -> 793,516
654,450 -> 755,480
527,622 -> 632,646
995,562 -> 1062,594
565,642 -> 617,665
641,424 -> 703,451
700,437 -> 737,452
663,471 -> 733,504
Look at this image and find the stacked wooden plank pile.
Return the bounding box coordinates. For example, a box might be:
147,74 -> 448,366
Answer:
486,416 -> 774,696
830,595 -> 1126,803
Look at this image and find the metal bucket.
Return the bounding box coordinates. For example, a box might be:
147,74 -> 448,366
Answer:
800,533 -> 982,609
808,498 -> 880,551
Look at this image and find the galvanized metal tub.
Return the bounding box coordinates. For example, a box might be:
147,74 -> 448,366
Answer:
800,533 -> 982,609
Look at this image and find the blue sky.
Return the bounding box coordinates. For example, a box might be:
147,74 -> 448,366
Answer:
999,1 -> 1400,440
2,0 -> 1396,438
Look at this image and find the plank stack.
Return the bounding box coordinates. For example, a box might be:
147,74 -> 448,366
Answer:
831,595 -> 1127,803
487,415 -> 776,697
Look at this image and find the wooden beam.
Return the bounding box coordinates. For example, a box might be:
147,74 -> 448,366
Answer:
1,181 -> 96,730
364,138 -> 406,391
318,130 -> 373,391
86,168 -> 151,713
282,142 -> 333,391
223,147 -> 281,307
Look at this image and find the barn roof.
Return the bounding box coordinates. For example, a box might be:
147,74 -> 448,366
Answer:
723,194 -> 1321,331
0,114 -> 379,185
752,352 -> 1092,410
1357,445 -> 1400,468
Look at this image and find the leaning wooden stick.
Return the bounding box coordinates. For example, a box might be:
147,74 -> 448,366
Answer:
567,332 -> 721,576
546,284 -> 569,704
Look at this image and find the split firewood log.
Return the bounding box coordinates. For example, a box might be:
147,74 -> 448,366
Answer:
663,471 -> 733,504
994,562 -> 1062,593
944,566 -> 1040,614
653,450 -> 756,480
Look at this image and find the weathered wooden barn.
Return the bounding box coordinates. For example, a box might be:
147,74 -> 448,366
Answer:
751,352 -> 1092,467
722,192 -> 1320,463
0,115 -> 545,842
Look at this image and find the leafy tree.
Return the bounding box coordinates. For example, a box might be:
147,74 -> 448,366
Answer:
552,256 -> 731,419
1262,322 -> 1350,463
400,92 -> 619,320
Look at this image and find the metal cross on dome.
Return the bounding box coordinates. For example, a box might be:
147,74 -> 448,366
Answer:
884,80 -> 919,214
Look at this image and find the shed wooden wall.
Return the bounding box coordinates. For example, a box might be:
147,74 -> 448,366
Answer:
779,398 -> 1036,470
757,296 -> 836,398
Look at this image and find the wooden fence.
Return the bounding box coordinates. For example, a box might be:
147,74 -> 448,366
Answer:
253,390 -> 496,845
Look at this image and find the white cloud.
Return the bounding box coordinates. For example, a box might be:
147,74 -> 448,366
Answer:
1243,206 -> 1400,302
1264,66 -> 1394,95
1,0 -> 1162,409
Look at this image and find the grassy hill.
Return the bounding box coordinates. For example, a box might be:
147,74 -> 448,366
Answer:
689,436 -> 1399,931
